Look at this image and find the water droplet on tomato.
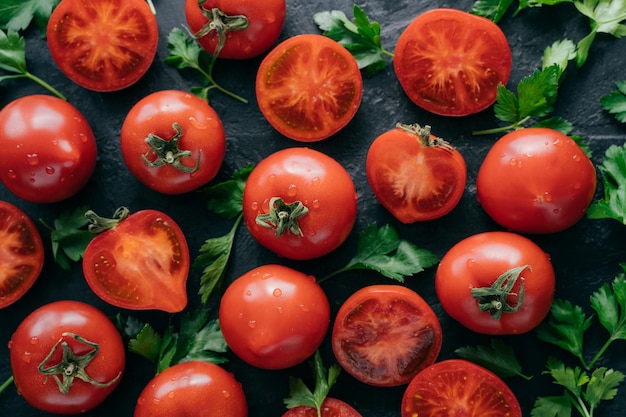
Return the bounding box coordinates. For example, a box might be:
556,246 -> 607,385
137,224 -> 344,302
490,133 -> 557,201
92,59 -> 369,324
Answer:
222,389 -> 231,398
45,166 -> 55,175
311,199 -> 320,209
250,201 -> 259,211
553,208 -> 561,214
553,138 -> 564,147
311,176 -> 321,186
572,154 -> 581,162
30,337 -> 39,345
261,273 -> 272,280
7,170 -> 16,179
299,304 -> 310,312
167,391 -> 175,399
188,116 -> 208,130
248,320 -> 256,328
245,290 -> 252,296
22,352 -> 31,363
287,184 -> 297,197
276,306 -> 284,314
273,288 -> 282,297
543,192 -> 553,202
466,258 -> 476,268
152,398 -> 160,405
26,153 -> 39,166
268,174 -> 276,183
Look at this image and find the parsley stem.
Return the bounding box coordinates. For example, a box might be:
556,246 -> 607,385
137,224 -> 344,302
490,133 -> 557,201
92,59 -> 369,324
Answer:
587,336 -> 617,370
0,375 -> 14,395
3,73 -> 67,101
146,0 -> 156,15
472,116 -> 530,136
195,62 -> 248,104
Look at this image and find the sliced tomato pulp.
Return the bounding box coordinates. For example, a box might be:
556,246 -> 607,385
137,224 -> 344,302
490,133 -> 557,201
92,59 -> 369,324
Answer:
47,0 -> 158,92
394,8 -> 512,116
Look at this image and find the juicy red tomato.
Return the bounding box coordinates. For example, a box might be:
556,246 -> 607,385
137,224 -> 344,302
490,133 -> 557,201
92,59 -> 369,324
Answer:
219,264 -> 330,370
47,0 -> 158,92
394,8 -> 512,116
9,300 -> 125,414
435,231 -> 555,335
0,95 -> 97,203
242,148 -> 357,260
185,0 -> 286,59
401,359 -> 522,417
283,398 -> 362,417
120,90 -> 226,194
366,123 -> 467,223
82,208 -> 189,313
256,34 -> 363,142
477,128 -> 597,234
134,361 -> 247,417
0,201 -> 44,309
332,285 -> 442,387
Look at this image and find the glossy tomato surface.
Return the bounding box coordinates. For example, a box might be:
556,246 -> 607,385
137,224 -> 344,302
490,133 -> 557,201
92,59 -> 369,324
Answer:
0,95 -> 97,203
82,209 -> 189,313
256,34 -> 363,142
283,398 -> 362,417
9,300 -> 125,414
219,264 -> 330,370
366,123 -> 467,223
401,359 -> 522,417
332,285 -> 442,387
394,8 -> 512,116
0,201 -> 44,309
134,361 -> 247,417
185,0 -> 286,59
242,147 -> 357,260
476,128 -> 597,234
436,231 -> 555,335
47,0 -> 158,92
120,90 -> 226,194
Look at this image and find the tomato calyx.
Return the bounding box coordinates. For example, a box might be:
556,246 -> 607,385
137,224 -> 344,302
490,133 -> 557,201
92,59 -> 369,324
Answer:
85,207 -> 130,234
192,2 -> 249,57
143,123 -> 201,174
38,332 -> 122,394
470,265 -> 529,319
255,197 -> 309,237
396,122 -> 455,152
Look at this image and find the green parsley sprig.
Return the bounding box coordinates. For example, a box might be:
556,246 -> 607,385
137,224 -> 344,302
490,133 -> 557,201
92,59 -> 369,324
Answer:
39,206 -> 94,270
587,142 -> 626,225
0,0 -> 60,33
600,81 -> 626,123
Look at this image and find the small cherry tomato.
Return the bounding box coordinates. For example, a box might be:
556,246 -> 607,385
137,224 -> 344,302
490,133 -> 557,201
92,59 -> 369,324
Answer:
331,285 -> 442,387
283,398 -> 362,417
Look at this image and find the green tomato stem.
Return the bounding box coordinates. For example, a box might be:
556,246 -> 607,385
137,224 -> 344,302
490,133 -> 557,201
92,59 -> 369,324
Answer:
0,375 -> 14,395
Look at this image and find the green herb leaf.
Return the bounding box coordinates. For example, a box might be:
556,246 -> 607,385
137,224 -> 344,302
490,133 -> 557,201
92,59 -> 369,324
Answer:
40,206 -> 94,270
530,395 -> 571,417
0,0 -> 60,33
470,0 -> 514,22
590,275 -> 626,340
587,142 -> 626,224
128,323 -> 163,364
600,80 -> 626,122
283,351 -> 341,413
541,38 -> 577,79
202,166 -> 252,220
585,367 -> 625,409
455,338 -> 532,380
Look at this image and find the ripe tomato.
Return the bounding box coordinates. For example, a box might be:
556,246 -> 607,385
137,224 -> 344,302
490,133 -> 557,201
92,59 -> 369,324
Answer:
242,148 -> 357,260
134,361 -> 247,417
0,95 -> 97,203
185,0 -> 286,59
256,34 -> 363,142
435,231 -> 555,335
476,128 -> 597,234
393,8 -> 512,116
82,208 -> 189,313
120,90 -> 226,194
0,201 -> 44,309
331,285 -> 442,387
46,0 -> 158,92
219,264 -> 330,370
283,398 -> 362,417
366,123 -> 466,223
9,300 -> 125,414
401,359 -> 522,417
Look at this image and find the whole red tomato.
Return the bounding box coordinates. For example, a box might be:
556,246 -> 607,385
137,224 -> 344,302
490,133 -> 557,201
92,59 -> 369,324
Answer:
332,285 -> 442,387
283,398 -> 362,417
185,0 -> 286,59
134,361 -> 247,417
435,231 -> 555,335
366,123 -> 467,223
476,128 -> 597,234
47,0 -> 158,91
0,95 -> 97,203
82,208 -> 189,313
0,201 -> 44,309
9,300 -> 125,414
394,8 -> 511,116
120,90 -> 226,194
219,264 -> 330,370
242,148 -> 357,260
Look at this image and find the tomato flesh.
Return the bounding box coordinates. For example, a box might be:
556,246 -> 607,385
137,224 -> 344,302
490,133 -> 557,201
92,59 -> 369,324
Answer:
283,398 -> 362,417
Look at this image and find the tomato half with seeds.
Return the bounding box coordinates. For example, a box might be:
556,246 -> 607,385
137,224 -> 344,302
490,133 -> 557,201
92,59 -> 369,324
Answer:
0,201 -> 44,309
9,300 -> 125,414
82,208 -> 189,313
242,147 -> 357,260
401,359 -> 522,417
394,8 -> 512,116
47,0 -> 158,92
256,34 -> 363,142
366,123 -> 466,223
283,398 -> 362,417
331,285 -> 442,387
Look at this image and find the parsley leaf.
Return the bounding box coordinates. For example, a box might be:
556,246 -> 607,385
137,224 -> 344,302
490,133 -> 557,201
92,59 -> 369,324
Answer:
600,80 -> 626,122
0,0 -> 59,33
455,338 -> 532,380
574,0 -> 626,66
470,0 -> 515,22
587,142 -> 626,225
587,275 -> 626,366
40,206 -> 94,270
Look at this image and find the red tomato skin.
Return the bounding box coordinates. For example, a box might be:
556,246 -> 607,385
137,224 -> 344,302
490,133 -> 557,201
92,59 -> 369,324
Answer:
9,300 -> 125,414
366,126 -> 467,223
185,0 -> 286,59
332,285 -> 442,387
401,359 -> 522,417
435,231 -> 555,335
134,361 -> 247,417
219,264 -> 330,370
394,8 -> 512,116
120,90 -> 226,194
47,0 -> 158,92
0,95 -> 97,203
243,148 -> 357,260
256,34 -> 363,142
282,398 -> 362,417
476,128 -> 597,234
0,201 -> 44,309
82,210 -> 189,313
